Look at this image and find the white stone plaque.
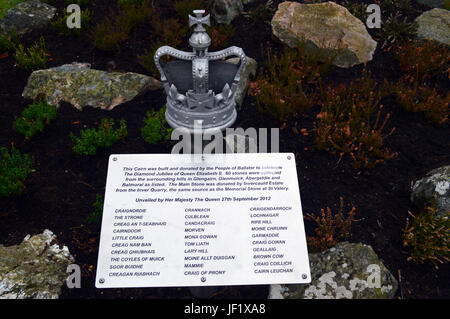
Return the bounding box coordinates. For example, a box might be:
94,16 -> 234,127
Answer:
95,153 -> 311,288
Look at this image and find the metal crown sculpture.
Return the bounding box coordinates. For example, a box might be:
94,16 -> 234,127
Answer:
154,10 -> 246,132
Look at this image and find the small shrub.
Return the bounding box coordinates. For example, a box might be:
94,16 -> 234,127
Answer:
306,197 -> 356,253
52,8 -> 92,36
150,16 -> 188,46
14,36 -> 48,71
92,17 -> 127,51
248,43 -> 333,121
87,194 -> 104,224
0,146 -> 34,197
0,33 -> 14,54
71,118 -> 128,155
315,72 -> 397,169
396,41 -> 449,81
342,0 -> 367,21
141,106 -> 173,144
140,18 -> 187,76
379,13 -> 417,47
0,28 -> 19,54
206,22 -> 235,49
138,45 -> 160,77
245,3 -> 275,26
13,101 -> 57,139
93,1 -> 152,51
403,207 -> 449,268
445,0 -> 450,10
380,0 -> 414,15
395,80 -> 449,124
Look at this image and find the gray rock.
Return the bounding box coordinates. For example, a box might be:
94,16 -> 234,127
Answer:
415,8 -> 450,46
411,166 -> 450,218
0,0 -> 57,35
269,242 -> 398,299
208,0 -> 244,24
22,62 -> 163,110
415,0 -> 446,8
271,1 -> 377,68
226,56 -> 257,109
0,229 -> 74,299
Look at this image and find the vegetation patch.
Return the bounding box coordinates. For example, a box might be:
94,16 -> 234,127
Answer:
0,146 -> 34,197
141,106 -> 173,145
306,197 -> 356,253
70,118 -> 128,155
315,72 -> 397,169
14,36 -> 48,71
13,101 -> 57,139
403,206 -> 450,268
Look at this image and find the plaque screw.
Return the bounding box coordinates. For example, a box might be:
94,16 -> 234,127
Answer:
112,157 -> 117,162
287,156 -> 292,160
302,274 -> 307,280
201,277 -> 206,282
99,278 -> 105,284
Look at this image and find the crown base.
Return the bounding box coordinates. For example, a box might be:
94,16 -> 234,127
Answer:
166,97 -> 237,133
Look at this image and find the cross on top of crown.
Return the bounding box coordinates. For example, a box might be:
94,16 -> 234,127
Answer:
189,10 -> 210,31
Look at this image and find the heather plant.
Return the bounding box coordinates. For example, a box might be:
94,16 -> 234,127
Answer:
380,0 -> 415,15
138,45 -> 161,77
52,8 -> 92,36
315,72 -> 397,169
379,13 -> 417,47
206,22 -> 235,49
14,36 -> 48,71
249,43 -> 334,121
141,106 -> 173,145
150,16 -> 188,46
139,17 -> 188,76
395,79 -> 449,124
342,0 -> 367,21
396,41 -> 449,81
0,33 -> 13,54
87,194 -> 103,224
0,146 -> 34,197
92,1 -> 153,51
306,197 -> 356,253
0,28 -> 19,54
245,3 -> 275,25
13,101 -> 57,139
71,118 -> 128,155
403,206 -> 449,268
